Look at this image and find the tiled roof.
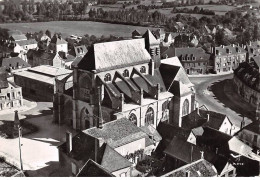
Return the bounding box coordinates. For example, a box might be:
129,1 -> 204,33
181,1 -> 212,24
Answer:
83,118 -> 148,148
214,45 -> 246,56
100,144 -> 132,173
162,159 -> 217,177
0,57 -> 31,69
77,39 -> 151,73
162,47 -> 210,62
140,125 -> 162,142
77,159 -> 114,177
16,39 -> 37,46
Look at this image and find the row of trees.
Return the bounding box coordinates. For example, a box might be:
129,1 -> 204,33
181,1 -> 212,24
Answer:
171,6 -> 215,15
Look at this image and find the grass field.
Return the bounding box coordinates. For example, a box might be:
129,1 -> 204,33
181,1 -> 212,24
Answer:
176,5 -> 237,15
0,21 -> 156,38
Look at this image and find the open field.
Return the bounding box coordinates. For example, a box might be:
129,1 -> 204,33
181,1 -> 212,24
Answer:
176,5 -> 237,15
0,21 -> 156,38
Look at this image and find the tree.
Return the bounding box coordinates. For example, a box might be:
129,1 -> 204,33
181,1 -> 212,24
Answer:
46,30 -> 52,38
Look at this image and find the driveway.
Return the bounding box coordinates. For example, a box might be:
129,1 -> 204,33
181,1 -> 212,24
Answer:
190,73 -> 253,132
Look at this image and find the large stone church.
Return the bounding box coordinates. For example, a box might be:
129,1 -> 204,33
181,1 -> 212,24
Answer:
53,30 -> 195,130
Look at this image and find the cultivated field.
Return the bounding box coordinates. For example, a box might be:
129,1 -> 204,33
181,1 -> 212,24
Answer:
176,5 -> 237,15
0,21 -> 156,38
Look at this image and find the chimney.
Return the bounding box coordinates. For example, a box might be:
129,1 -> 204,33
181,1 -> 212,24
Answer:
200,151 -> 204,159
207,114 -> 210,122
185,171 -> 191,177
66,131 -> 72,154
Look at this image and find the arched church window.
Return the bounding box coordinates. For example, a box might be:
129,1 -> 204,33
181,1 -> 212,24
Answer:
129,113 -> 137,126
104,73 -> 111,82
123,69 -> 129,77
140,66 -> 146,74
182,99 -> 189,116
145,107 -> 154,125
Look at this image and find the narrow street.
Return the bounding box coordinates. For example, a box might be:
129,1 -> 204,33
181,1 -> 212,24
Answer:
190,73 -> 254,130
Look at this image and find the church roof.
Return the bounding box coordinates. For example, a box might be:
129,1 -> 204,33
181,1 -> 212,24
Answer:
77,39 -> 151,73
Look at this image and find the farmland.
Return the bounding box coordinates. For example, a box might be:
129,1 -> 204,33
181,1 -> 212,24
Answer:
0,21 -> 156,38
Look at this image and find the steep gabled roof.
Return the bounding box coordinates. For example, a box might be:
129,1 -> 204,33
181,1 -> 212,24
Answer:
142,29 -> 160,46
100,144 -> 132,173
77,159 -> 114,177
77,39 -> 151,72
10,34 -> 27,41
16,39 -> 37,46
0,57 -> 30,69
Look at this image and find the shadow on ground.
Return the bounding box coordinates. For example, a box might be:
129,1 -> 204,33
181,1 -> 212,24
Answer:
24,161 -> 65,177
210,79 -> 255,121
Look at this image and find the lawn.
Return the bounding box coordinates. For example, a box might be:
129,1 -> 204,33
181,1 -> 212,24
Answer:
0,21 -> 156,38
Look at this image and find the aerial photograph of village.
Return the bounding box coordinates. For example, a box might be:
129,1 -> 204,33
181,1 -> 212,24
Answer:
0,0 -> 260,177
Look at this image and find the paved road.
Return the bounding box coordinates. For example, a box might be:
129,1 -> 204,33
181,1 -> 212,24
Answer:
190,73 -> 253,131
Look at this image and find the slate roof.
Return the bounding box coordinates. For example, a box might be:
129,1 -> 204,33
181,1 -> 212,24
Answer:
233,62 -> 260,92
181,109 -> 229,130
16,39 -> 37,46
162,159 -> 218,177
214,45 -> 246,56
77,39 -> 151,73
83,118 -> 148,148
241,120 -> 260,134
161,47 -> 210,62
100,144 -> 132,173
77,159 -> 114,177
0,56 -> 31,69
164,136 -> 230,174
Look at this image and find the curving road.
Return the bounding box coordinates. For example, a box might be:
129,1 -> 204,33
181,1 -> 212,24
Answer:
189,73 -> 254,130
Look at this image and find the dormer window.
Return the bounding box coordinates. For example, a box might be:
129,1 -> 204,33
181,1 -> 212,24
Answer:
123,69 -> 129,77
140,66 -> 146,74
104,73 -> 111,82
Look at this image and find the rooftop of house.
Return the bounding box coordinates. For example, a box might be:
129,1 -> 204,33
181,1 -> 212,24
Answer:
163,136 -> 230,174
83,118 -> 148,148
77,38 -> 151,73
10,34 -> 27,41
132,29 -> 141,37
58,52 -> 76,62
214,45 -> 247,56
233,61 -> 260,92
28,49 -> 59,61
181,109 -> 229,130
7,30 -> 23,37
0,56 -> 31,69
16,39 -> 37,46
161,47 -> 210,62
240,120 -> 260,134
76,159 -> 114,177
13,65 -> 72,85
162,159 -> 218,177
152,28 -> 165,39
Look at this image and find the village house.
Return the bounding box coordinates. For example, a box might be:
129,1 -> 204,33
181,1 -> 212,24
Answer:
244,41 -> 260,63
58,118 -> 161,176
210,45 -> 247,74
27,49 -> 65,68
0,68 -> 23,111
233,61 -> 260,107
152,29 -> 166,43
13,39 -> 38,62
13,65 -> 72,101
7,30 -> 27,43
174,33 -> 198,48
0,56 -> 31,73
161,159 -> 218,177
54,31 -> 174,131
48,34 -> 68,54
161,47 -> 210,75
